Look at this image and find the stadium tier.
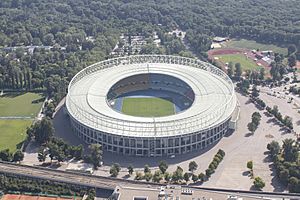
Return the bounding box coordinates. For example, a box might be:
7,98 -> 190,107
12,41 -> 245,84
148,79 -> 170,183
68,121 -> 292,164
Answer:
66,55 -> 237,157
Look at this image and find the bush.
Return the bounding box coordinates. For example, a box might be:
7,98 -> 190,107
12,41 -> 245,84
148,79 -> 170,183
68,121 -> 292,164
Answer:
253,177 -> 265,190
135,172 -> 143,180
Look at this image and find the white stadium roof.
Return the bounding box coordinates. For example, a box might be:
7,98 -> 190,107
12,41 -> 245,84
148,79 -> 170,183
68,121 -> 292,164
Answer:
66,55 -> 237,138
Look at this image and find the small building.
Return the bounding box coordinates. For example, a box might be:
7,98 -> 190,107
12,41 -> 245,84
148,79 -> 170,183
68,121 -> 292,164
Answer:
213,37 -> 229,43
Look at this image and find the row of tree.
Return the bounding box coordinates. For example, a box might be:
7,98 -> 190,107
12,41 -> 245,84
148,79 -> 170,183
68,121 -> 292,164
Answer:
0,174 -> 95,198
266,105 -> 293,130
109,151 -> 224,184
26,118 -> 103,169
0,149 -> 24,162
267,139 -> 300,193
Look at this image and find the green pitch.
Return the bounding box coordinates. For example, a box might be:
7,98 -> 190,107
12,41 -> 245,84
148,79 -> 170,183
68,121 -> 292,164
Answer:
226,39 -> 287,55
122,97 -> 175,117
217,54 -> 262,71
0,120 -> 32,152
0,92 -> 44,117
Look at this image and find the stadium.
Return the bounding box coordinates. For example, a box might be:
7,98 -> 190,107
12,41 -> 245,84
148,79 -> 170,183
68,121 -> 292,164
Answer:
66,55 -> 238,157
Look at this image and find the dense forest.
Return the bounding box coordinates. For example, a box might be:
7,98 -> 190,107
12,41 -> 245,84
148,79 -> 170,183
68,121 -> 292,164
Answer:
0,0 -> 299,104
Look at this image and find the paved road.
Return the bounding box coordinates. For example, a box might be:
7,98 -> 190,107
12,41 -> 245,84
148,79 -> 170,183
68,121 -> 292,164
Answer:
1,161 -> 300,199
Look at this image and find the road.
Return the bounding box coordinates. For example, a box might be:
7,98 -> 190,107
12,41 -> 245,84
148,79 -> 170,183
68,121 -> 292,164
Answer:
1,161 -> 300,199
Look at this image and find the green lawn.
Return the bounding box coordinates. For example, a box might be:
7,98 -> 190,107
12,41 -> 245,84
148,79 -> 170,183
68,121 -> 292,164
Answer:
0,92 -> 44,117
0,120 -> 32,152
122,97 -> 175,117
217,54 -> 262,71
225,39 -> 287,55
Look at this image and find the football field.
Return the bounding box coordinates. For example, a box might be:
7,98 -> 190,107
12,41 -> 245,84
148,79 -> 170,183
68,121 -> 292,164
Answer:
0,92 -> 44,117
0,92 -> 44,152
217,54 -> 262,71
122,97 -> 175,117
0,120 -> 32,151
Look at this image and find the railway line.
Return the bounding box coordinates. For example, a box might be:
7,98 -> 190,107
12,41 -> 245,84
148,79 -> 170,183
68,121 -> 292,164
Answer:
1,161 -> 300,199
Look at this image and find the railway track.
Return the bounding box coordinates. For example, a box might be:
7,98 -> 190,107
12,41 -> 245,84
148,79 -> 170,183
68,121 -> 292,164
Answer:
1,161 -> 300,199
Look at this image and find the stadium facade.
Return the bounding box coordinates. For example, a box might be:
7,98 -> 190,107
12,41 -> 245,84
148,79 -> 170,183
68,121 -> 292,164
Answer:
66,55 -> 238,157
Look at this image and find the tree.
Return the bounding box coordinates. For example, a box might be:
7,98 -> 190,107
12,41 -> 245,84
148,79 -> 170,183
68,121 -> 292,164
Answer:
183,172 -> 190,183
110,163 -> 121,177
288,177 -> 300,193
13,150 -> 24,162
253,177 -> 265,190
288,55 -> 297,68
0,149 -> 12,161
227,62 -> 234,78
144,172 -> 152,182
158,160 -> 168,174
110,165 -> 119,177
279,169 -> 290,184
188,161 -> 198,173
192,174 -> 198,183
267,141 -> 280,157
283,116 -> 293,129
89,144 -> 103,169
38,148 -> 47,163
198,173 -> 205,182
205,168 -> 214,178
152,170 -> 163,183
72,145 -> 83,160
247,161 -> 253,172
29,118 -> 54,144
164,172 -> 172,182
288,44 -> 297,56
272,105 -> 279,117
127,165 -> 134,175
252,112 -> 261,126
235,63 -> 242,80
43,33 -> 54,46
259,68 -> 265,80
252,85 -> 259,98
144,164 -> 151,173
282,139 -> 298,162
247,122 -> 257,134
172,166 -> 183,183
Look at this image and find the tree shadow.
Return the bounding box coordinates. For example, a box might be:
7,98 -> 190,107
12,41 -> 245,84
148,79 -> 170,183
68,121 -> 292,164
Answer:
16,141 -> 24,150
32,97 -> 45,104
249,185 -> 260,191
263,153 -> 286,192
242,171 -> 250,177
263,111 -> 272,117
1,92 -> 25,98
122,174 -> 131,179
245,132 -> 253,137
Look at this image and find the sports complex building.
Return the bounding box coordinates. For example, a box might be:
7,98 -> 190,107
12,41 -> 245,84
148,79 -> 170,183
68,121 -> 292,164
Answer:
66,55 -> 238,157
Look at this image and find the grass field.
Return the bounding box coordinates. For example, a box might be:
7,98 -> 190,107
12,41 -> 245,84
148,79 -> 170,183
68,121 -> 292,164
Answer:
217,54 -> 262,71
0,120 -> 32,152
225,39 -> 287,55
122,97 -> 175,117
0,92 -> 44,117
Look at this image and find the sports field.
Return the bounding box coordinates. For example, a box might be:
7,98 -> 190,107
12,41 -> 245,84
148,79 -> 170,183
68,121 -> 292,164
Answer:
0,120 -> 32,152
217,54 -> 262,71
0,92 -> 44,117
0,92 -> 44,152
225,39 -> 287,55
122,97 -> 175,117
